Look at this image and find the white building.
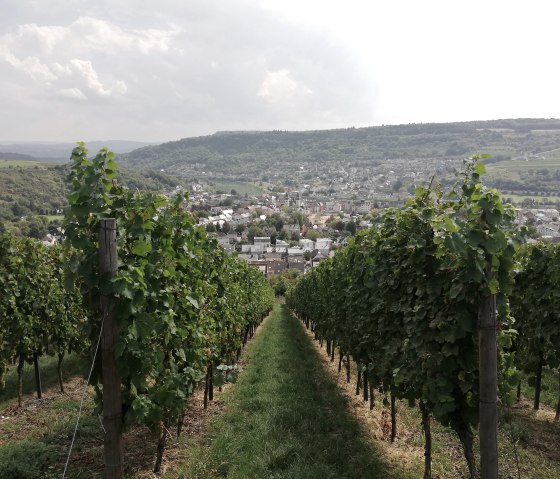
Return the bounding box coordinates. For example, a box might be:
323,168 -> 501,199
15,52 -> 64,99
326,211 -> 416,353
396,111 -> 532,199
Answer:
299,238 -> 314,251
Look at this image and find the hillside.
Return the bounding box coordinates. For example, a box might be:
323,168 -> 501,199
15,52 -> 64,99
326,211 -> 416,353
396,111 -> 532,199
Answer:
0,161 -> 187,222
120,118 -> 560,178
0,152 -> 36,161
0,140 -> 155,162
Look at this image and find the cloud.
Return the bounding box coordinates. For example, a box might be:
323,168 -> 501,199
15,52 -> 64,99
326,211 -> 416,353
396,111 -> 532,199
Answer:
70,59 -> 127,97
16,23 -> 68,53
0,43 -> 58,83
0,16 -> 173,99
0,1 -> 375,141
257,69 -> 313,104
58,87 -> 87,100
72,16 -> 175,54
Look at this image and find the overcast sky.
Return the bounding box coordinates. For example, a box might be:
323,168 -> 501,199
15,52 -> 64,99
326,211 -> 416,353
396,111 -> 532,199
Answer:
1,0 -> 559,142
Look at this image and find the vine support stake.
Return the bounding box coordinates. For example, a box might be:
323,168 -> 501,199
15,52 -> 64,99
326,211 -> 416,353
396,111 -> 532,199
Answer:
99,218 -> 124,479
33,352 -> 42,399
478,290 -> 498,479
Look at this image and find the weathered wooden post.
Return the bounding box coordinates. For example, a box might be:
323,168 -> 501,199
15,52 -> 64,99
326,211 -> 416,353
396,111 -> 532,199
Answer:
99,218 -> 123,479
479,291 -> 498,479
33,352 -> 42,399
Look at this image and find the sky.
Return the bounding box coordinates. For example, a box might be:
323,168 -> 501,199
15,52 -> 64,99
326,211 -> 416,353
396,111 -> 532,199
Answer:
1,0 -> 559,143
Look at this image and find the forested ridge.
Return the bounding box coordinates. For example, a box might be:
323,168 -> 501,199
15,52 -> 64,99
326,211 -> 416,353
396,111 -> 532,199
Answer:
0,163 -> 187,222
121,118 -> 560,175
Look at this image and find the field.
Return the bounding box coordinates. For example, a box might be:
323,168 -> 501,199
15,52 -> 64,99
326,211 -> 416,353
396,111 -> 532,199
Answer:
42,215 -> 64,222
485,153 -> 560,202
502,194 -> 560,204
0,159 -> 60,169
208,180 -> 264,195
488,153 -> 560,172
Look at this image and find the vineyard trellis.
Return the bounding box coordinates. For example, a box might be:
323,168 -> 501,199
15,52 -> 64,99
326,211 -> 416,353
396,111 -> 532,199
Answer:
62,143 -> 275,473
0,143 -> 274,476
287,159 -> 520,479
0,236 -> 85,404
511,242 -> 560,417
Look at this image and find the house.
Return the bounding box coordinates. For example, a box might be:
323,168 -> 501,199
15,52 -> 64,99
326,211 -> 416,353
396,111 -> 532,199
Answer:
312,251 -> 328,268
315,238 -> 333,254
41,234 -> 57,246
340,199 -> 354,212
263,252 -> 284,262
287,247 -> 305,257
217,237 -> 236,252
299,238 -> 314,251
237,252 -> 255,262
232,212 -> 252,224
287,261 -> 305,273
248,261 -> 268,275
252,237 -> 271,253
266,260 -> 288,276
254,236 -> 271,247
285,224 -> 301,235
356,201 -> 372,214
326,202 -> 342,213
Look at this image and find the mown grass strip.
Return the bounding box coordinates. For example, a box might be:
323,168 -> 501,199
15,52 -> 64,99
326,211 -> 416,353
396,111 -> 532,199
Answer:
170,302 -> 414,479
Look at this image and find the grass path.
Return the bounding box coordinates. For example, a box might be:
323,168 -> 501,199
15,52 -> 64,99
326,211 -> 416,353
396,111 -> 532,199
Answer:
169,302 -> 414,479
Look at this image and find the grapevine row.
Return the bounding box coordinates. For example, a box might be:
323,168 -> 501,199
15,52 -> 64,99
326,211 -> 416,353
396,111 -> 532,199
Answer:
0,143 -> 274,473
287,160 -> 518,479
0,237 -> 84,402
64,143 -> 274,471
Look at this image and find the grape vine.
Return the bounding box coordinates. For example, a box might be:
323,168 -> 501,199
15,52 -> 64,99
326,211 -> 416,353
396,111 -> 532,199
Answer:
287,159 -> 519,478
64,143 -> 274,471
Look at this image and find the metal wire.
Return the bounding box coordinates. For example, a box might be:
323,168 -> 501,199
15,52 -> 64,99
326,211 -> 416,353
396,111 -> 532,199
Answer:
62,316 -> 104,479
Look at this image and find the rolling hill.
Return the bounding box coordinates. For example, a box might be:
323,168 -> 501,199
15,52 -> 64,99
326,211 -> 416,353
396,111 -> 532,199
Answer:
119,118 -> 560,179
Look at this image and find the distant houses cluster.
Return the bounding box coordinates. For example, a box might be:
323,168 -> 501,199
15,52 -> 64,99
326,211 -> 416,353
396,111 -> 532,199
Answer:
516,208 -> 560,241
216,234 -> 335,276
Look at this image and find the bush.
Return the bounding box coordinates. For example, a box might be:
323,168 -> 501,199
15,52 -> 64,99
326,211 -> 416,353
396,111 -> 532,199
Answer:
0,440 -> 60,479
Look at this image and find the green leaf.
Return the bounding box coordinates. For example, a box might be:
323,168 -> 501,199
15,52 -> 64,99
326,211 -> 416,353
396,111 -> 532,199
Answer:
185,296 -> 199,309
133,313 -> 154,340
475,162 -> 486,175
488,277 -> 499,294
131,239 -> 151,257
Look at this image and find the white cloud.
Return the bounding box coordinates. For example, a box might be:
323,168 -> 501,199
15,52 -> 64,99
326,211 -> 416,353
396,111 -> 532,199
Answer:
257,69 -> 312,103
2,0 -> 560,142
58,87 -> 87,100
72,16 -> 175,54
70,58 -> 126,97
16,23 -> 68,53
0,4 -> 376,141
51,62 -> 72,76
0,17 -> 147,98
0,47 -> 58,83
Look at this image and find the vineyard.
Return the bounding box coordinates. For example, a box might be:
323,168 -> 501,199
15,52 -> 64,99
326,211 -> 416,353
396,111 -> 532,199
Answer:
0,144 -> 274,476
0,152 -> 559,478
286,160 -> 560,479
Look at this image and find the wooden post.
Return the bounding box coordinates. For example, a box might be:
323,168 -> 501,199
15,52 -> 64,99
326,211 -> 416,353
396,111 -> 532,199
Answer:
390,392 -> 397,443
478,291 -> 498,479
420,400 -> 432,479
534,349 -> 544,410
99,219 -> 124,479
33,352 -> 42,399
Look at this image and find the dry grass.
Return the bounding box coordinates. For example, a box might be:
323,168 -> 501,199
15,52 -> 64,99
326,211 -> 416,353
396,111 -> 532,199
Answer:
0,316 -> 271,478
299,317 -> 560,479
2,310 -> 559,478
